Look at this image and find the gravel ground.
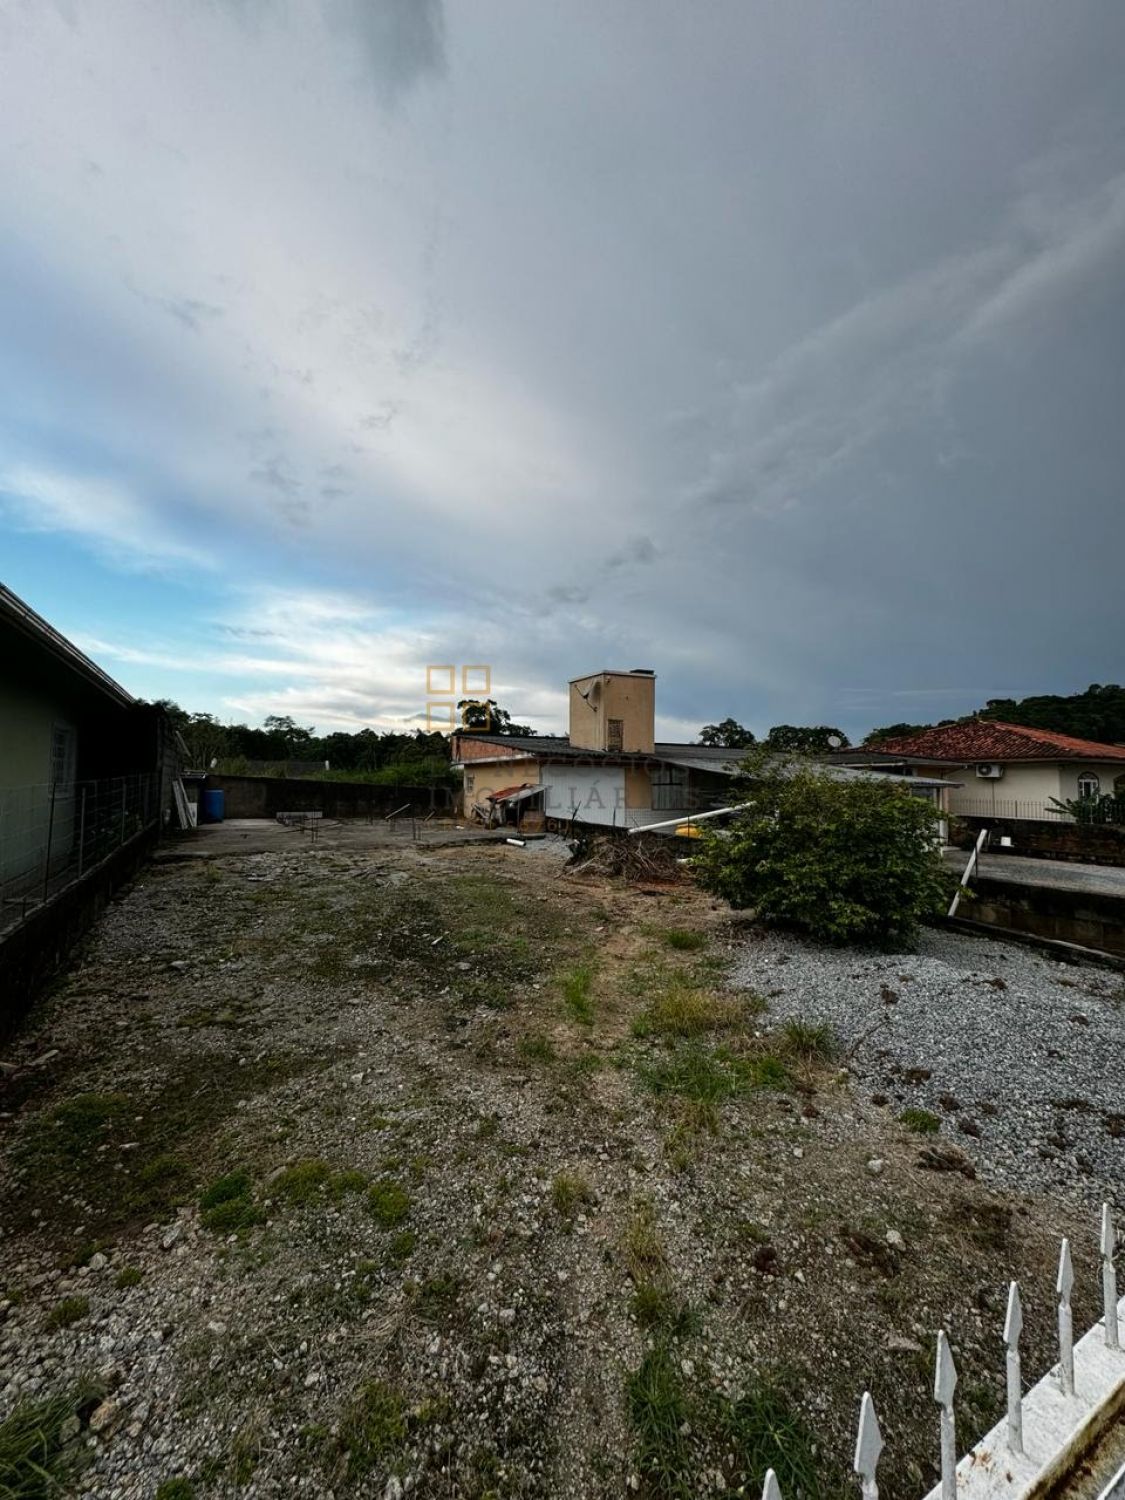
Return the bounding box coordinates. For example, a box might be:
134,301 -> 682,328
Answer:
730,925 -> 1125,1206
0,847 -> 1108,1500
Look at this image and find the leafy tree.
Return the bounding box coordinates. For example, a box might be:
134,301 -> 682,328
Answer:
693,757 -> 946,945
456,699 -> 535,735
863,722 -> 932,746
765,724 -> 849,753
698,718 -> 756,748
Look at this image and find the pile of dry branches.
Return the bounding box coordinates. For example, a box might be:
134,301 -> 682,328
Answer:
564,832 -> 684,882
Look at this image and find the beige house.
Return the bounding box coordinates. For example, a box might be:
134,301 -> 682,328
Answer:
838,721 -> 1125,821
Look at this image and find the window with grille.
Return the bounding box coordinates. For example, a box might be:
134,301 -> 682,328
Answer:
50,725 -> 75,788
1077,771 -> 1100,800
651,763 -> 688,810
607,718 -> 623,751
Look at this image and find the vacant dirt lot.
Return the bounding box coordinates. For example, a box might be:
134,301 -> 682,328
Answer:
0,825 -> 1110,1500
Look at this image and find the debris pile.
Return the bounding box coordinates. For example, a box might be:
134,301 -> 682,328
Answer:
564,833 -> 683,883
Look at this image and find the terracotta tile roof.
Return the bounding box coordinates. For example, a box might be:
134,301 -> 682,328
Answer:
873,720 -> 1125,763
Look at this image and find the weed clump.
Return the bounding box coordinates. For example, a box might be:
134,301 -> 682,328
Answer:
0,1384 -> 101,1496
551,1171 -> 592,1221
46,1297 -> 89,1331
199,1171 -> 262,1234
115,1267 -> 143,1290
900,1108 -> 941,1135
778,1018 -> 836,1061
367,1178 -> 411,1228
561,964 -> 595,1024
664,929 -> 706,952
273,1160 -> 368,1206
338,1380 -> 407,1477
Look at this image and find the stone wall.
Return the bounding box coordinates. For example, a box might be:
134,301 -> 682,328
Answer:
204,774 -> 452,820
962,875 -> 1125,957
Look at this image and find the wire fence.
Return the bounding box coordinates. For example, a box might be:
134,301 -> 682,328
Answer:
0,774 -> 160,937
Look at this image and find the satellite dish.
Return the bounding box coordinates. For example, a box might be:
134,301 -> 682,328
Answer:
827,734 -> 844,749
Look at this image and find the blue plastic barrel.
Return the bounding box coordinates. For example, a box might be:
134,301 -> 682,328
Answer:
200,789 -> 225,824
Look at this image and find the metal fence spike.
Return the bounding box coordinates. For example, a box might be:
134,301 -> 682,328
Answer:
1057,1238 -> 1075,1396
1004,1282 -> 1024,1454
1102,1204 -> 1119,1351
854,1391 -> 883,1500
935,1331 -> 958,1500
763,1468 -> 783,1500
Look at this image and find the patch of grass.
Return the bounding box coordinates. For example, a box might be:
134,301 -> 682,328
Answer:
900,1107 -> 941,1135
715,1380 -> 824,1499
115,1267 -> 143,1290
9,1053 -> 321,1248
40,1092 -> 130,1161
561,964 -> 595,1024
338,1380 -> 408,1477
155,1482 -> 197,1500
0,1383 -> 101,1497
664,929 -> 706,952
367,1178 -> 411,1228
199,1171 -> 262,1234
388,1230 -> 416,1264
622,1199 -> 668,1282
632,981 -> 742,1039
272,1159 -> 369,1206
551,1171 -> 592,1220
639,1041 -> 789,1103
627,1344 -> 691,1498
517,1033 -> 556,1064
629,1283 -> 695,1336
409,1272 -> 461,1325
777,1018 -> 836,1061
45,1296 -> 89,1331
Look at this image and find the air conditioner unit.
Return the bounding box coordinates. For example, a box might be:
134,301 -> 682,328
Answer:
975,763 -> 1004,779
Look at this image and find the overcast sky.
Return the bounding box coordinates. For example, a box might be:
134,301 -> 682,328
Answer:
2,0 -> 1124,742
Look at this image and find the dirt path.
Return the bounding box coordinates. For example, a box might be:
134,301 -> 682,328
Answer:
0,837 -> 1106,1500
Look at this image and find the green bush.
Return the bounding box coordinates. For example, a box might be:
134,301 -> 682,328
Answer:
693,758 -> 946,945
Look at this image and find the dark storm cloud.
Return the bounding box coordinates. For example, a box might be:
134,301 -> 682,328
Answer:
2,1 -> 1124,735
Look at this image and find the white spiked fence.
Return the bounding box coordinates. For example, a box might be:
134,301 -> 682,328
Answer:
763,1204 -> 1125,1500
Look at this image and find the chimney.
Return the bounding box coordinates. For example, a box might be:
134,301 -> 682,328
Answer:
568,670 -> 656,754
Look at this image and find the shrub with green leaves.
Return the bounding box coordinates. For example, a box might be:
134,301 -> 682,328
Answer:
694,757 -> 946,945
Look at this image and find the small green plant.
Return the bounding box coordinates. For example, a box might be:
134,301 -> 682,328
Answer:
900,1107 -> 941,1134
626,1344 -> 691,1498
551,1171 -> 592,1220
388,1230 -> 416,1264
272,1160 -> 369,1206
338,1380 -> 407,1476
156,1481 -> 197,1500
0,1384 -> 101,1497
561,964 -> 595,1024
622,1199 -> 667,1282
115,1267 -> 143,1290
367,1178 -> 411,1227
664,929 -> 706,951
517,1033 -> 556,1063
199,1171 -> 262,1233
778,1018 -> 836,1061
715,1380 -> 824,1499
46,1296 -> 89,1331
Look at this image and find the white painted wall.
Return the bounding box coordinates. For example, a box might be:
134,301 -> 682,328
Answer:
539,762 -> 626,827
942,762 -> 1061,819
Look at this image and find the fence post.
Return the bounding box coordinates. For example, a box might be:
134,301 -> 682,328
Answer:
119,778 -> 127,845
1057,1238 -> 1075,1396
934,1331 -> 958,1500
1103,1204 -> 1119,1351
77,784 -> 88,877
854,1391 -> 883,1500
42,782 -> 57,899
1004,1281 -> 1024,1454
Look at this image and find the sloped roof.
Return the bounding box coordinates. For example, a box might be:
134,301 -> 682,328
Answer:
873,720 -> 1125,763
